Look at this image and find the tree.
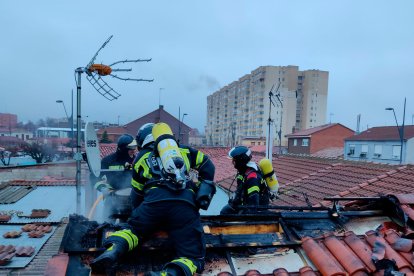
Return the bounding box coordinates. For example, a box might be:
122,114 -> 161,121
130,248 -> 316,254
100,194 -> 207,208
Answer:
100,130 -> 112,143
37,119 -> 46,127
0,146 -> 19,166
21,141 -> 56,164
46,117 -> 57,128
24,121 -> 36,132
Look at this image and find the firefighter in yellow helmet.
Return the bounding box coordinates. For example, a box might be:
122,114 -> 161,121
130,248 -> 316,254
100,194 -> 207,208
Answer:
91,122 -> 216,276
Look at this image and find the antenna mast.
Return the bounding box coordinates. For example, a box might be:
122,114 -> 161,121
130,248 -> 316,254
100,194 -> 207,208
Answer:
74,35 -> 153,214
266,83 -> 280,159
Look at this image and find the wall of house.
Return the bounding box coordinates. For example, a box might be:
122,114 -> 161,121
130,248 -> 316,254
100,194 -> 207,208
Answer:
405,138 -> 414,164
310,125 -> 353,154
344,140 -> 406,165
287,137 -> 310,154
0,163 -> 76,182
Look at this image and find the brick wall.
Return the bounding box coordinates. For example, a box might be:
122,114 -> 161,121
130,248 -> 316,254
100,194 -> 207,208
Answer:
310,125 -> 354,154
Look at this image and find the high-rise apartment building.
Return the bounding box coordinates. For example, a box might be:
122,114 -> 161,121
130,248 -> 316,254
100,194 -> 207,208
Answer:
206,66 -> 328,146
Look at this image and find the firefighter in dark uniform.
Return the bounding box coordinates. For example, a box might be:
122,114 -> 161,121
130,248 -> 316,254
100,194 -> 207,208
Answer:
94,134 -> 137,219
220,146 -> 270,214
91,123 -> 216,276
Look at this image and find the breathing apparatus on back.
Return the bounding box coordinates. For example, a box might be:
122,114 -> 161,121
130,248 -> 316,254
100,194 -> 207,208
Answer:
152,122 -> 187,190
258,158 -> 279,198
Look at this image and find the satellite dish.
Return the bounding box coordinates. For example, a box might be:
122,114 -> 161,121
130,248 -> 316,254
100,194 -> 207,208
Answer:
84,122 -> 101,177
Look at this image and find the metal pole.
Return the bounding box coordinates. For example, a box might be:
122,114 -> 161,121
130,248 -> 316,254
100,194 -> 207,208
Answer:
386,107 -> 402,164
266,91 -> 273,159
181,113 -> 187,144
279,107 -> 282,155
71,89 -> 74,155
75,68 -> 83,214
275,94 -> 283,155
400,98 -> 406,164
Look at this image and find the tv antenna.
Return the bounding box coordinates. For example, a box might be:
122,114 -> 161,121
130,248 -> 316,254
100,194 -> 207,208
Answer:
73,35 -> 153,214
266,82 -> 280,159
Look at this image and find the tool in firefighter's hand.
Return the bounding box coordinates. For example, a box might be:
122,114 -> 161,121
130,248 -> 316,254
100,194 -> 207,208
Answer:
95,176 -> 114,198
152,122 -> 187,190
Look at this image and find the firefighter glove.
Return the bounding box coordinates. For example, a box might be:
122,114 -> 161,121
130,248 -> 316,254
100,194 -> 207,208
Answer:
196,180 -> 216,210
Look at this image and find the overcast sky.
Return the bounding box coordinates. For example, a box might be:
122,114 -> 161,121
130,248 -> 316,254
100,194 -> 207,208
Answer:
1,1 -> 413,133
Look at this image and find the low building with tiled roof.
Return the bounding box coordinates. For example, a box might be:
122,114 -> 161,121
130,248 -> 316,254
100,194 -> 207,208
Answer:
124,105 -> 191,145
344,125 -> 414,165
285,123 -> 354,155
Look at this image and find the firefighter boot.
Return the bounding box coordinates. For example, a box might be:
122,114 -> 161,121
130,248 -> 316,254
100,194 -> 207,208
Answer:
143,259 -> 197,276
90,240 -> 128,272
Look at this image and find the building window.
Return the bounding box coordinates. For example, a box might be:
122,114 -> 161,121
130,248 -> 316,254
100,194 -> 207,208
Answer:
348,145 -> 355,156
374,145 -> 382,158
302,139 -> 309,147
392,145 -> 401,159
258,142 -> 261,145
360,144 -> 368,158
251,142 -> 255,146
293,139 -> 297,146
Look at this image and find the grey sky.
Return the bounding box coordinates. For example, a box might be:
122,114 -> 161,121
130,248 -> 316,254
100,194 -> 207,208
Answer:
1,1 -> 413,132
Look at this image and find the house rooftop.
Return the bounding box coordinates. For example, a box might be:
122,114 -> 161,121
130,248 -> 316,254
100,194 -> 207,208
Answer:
346,125 -> 414,141
285,123 -> 352,138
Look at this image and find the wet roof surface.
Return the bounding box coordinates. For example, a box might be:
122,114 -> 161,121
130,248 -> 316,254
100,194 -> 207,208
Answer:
0,224 -> 56,268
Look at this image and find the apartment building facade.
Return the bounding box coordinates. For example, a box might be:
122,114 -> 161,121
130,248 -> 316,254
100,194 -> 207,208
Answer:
206,66 -> 328,146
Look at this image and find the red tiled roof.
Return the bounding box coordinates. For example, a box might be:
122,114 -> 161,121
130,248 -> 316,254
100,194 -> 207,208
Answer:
311,147 -> 344,159
214,152 -> 405,208
277,162 -> 396,207
196,147 -> 230,158
337,165 -> 414,198
0,136 -> 24,143
346,126 -> 414,141
100,143 -> 117,158
297,230 -> 414,276
286,123 -> 352,137
9,179 -> 76,186
216,155 -> 339,192
96,126 -> 127,135
249,145 -> 266,153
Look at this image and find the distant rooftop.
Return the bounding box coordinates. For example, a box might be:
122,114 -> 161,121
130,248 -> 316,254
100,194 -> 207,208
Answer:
346,125 -> 414,141
285,123 -> 353,138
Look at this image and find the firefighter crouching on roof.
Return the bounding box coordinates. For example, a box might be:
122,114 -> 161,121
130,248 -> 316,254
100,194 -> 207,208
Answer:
91,122 -> 216,276
220,146 -> 278,214
94,134 -> 137,220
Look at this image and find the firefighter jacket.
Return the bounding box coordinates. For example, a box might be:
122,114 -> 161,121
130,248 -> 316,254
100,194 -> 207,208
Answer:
130,145 -> 215,208
100,151 -> 135,190
232,166 -> 270,208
